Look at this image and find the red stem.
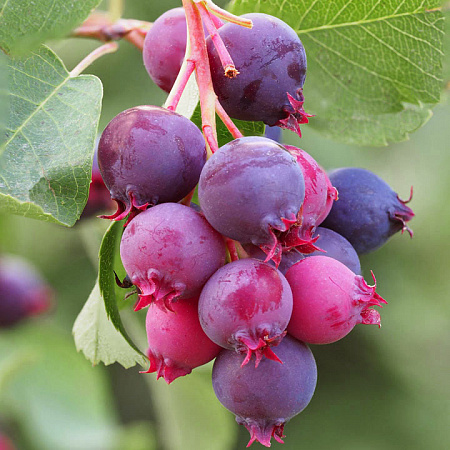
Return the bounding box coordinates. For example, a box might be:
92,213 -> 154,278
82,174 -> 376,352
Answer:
197,2 -> 238,78
166,60 -> 196,111
226,238 -> 240,262
183,0 -> 218,156
215,99 -> 243,139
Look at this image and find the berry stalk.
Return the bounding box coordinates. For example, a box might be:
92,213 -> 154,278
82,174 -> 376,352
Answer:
70,42 -> 119,77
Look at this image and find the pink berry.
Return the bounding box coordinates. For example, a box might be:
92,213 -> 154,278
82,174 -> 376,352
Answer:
281,145 -> 338,253
120,203 -> 226,311
142,297 -> 221,384
198,259 -> 293,367
285,256 -> 386,344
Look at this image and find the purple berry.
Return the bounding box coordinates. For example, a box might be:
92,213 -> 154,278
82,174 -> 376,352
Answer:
322,168 -> 414,254
198,136 -> 305,266
120,203 -> 226,311
98,106 -> 206,223
285,256 -> 386,344
198,258 -> 293,367
143,8 -> 188,93
212,335 -> 317,447
142,297 -> 221,384
207,13 -> 310,136
81,144 -> 114,219
0,255 -> 53,328
306,227 -> 362,275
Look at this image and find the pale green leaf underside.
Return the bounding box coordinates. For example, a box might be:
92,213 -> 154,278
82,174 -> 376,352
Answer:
229,0 -> 444,145
0,46 -> 102,226
0,0 -> 101,55
73,280 -> 147,369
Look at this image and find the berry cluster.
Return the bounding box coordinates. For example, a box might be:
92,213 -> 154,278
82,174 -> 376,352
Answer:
93,6 -> 414,447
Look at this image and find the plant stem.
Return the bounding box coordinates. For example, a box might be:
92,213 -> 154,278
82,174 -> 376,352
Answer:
215,99 -> 243,139
70,42 -> 119,77
198,0 -> 253,28
108,0 -> 124,22
226,238 -> 240,262
165,60 -> 196,111
183,0 -> 218,156
197,2 -> 238,78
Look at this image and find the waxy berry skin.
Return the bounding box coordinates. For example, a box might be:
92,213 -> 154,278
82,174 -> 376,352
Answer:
143,298 -> 221,384
98,106 -> 206,223
207,13 -> 310,135
212,335 -> 317,447
198,136 -> 305,266
143,8 -> 188,93
0,255 -> 53,328
285,256 -> 386,344
198,258 -> 293,367
120,203 -> 226,311
322,168 -> 414,254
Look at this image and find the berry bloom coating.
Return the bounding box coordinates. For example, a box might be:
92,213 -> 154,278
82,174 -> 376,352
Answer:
285,256 -> 386,344
0,255 -> 53,328
322,168 -> 414,254
199,259 -> 293,367
212,335 -> 317,447
306,227 -> 362,275
143,297 -> 221,384
81,146 -> 114,219
120,203 -> 226,311
282,145 -> 338,253
143,8 -> 188,93
98,106 -> 206,223
207,13 -> 311,136
198,136 -> 305,266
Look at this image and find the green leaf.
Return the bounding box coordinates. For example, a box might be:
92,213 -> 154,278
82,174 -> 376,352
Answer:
229,0 -> 444,145
98,220 -> 148,364
0,45 -> 102,226
0,0 -> 101,55
0,50 -> 8,148
73,280 -> 148,369
443,6 -> 450,87
0,324 -> 117,450
145,364 -> 237,450
191,104 -> 265,147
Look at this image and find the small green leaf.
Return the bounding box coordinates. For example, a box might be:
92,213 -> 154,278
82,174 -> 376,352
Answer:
0,45 -> 102,226
191,104 -> 265,147
98,220 -> 148,364
229,0 -> 444,145
145,364 -> 237,450
73,280 -> 147,369
0,0 -> 102,55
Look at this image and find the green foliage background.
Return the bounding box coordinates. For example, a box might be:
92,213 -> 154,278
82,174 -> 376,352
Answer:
0,0 -> 449,449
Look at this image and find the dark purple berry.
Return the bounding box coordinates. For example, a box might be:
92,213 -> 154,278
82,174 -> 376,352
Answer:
286,256 -> 386,344
120,203 -> 226,311
0,255 -> 53,328
306,227 -> 362,275
198,259 -> 293,367
207,13 -> 311,136
212,335 -> 317,447
198,136 -> 305,266
98,106 -> 206,223
322,168 -> 414,254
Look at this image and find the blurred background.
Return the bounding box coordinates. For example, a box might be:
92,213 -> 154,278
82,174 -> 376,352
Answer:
0,1 -> 449,449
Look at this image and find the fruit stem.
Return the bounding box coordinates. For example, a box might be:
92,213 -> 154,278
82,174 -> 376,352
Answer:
70,42 -> 119,77
215,99 -> 243,139
197,0 -> 253,28
108,0 -> 124,22
226,238 -> 240,262
183,0 -> 218,155
180,188 -> 196,206
165,60 -> 196,111
197,2 -> 238,78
